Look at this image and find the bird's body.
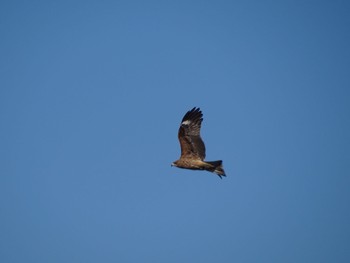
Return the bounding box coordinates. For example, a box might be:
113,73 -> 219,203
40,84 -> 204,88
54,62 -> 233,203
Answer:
172,107 -> 226,178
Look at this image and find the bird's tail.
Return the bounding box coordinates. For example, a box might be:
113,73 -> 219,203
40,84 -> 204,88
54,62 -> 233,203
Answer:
205,160 -> 226,179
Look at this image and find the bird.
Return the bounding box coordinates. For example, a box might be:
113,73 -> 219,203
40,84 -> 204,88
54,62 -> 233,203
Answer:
171,107 -> 226,179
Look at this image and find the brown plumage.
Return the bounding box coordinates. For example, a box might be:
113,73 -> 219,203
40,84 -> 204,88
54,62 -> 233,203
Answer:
172,107 -> 226,179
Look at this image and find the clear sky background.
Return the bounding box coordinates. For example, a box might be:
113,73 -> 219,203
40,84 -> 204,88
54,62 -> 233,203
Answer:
1,1 -> 349,262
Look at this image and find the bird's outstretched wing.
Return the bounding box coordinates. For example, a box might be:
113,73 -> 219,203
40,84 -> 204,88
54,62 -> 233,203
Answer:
178,107 -> 206,160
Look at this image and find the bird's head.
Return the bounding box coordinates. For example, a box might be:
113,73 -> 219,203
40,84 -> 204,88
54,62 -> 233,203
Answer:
171,161 -> 178,167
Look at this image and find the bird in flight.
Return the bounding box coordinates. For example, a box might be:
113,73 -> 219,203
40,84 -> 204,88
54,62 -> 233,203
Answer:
171,107 -> 226,179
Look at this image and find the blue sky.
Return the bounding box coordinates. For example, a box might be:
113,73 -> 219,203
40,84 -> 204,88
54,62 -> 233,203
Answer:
1,1 -> 349,262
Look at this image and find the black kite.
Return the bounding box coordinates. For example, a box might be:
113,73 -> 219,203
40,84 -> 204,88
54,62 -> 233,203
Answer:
171,107 -> 226,178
